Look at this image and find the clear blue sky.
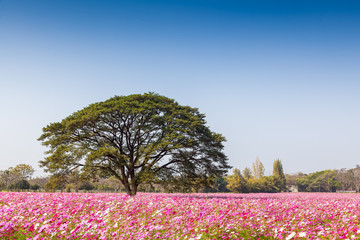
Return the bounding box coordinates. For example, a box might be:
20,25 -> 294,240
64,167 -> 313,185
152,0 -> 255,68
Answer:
1,0 -> 360,176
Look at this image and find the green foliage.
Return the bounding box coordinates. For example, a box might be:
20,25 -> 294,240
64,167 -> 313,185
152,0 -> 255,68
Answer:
226,168 -> 247,193
28,177 -> 49,190
210,177 -> 229,193
160,174 -> 216,193
30,184 -> 40,190
9,164 -> 35,180
0,164 -> 35,190
92,176 -> 123,192
273,159 -> 286,191
10,179 -> 30,190
0,170 -> 18,190
38,93 -> 230,196
246,178 -> 264,193
242,167 -> 252,180
296,170 -> 339,192
65,184 -> 75,192
78,181 -> 95,191
43,174 -> 67,192
246,176 -> 280,193
226,158 -> 288,193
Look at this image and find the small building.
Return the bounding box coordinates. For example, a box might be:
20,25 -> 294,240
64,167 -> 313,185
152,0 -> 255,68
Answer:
288,185 -> 298,192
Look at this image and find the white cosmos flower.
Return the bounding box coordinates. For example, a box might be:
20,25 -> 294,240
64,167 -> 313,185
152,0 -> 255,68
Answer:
285,232 -> 296,240
34,223 -> 40,230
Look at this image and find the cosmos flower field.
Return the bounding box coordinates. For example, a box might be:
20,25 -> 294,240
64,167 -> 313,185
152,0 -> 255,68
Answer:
1,192 -> 360,239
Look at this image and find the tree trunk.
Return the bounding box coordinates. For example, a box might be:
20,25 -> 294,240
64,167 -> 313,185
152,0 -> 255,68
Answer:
123,183 -> 132,196
130,188 -> 137,197
130,184 -> 137,196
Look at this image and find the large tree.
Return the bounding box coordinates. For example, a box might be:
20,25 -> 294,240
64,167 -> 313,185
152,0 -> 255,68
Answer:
38,93 -> 230,196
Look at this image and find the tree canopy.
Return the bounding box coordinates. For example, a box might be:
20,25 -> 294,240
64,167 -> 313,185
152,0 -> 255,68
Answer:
252,157 -> 264,179
9,164 -> 35,180
296,170 -> 339,192
273,159 -> 286,191
0,164 -> 34,190
38,93 -> 230,195
226,168 -> 247,193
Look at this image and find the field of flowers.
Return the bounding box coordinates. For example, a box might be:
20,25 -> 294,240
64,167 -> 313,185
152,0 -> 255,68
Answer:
1,192 -> 360,239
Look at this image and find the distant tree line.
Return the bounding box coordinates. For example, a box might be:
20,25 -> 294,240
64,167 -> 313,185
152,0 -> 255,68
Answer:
0,165 -> 127,193
0,164 -> 38,191
286,166 -> 360,193
163,161 -> 360,194
335,166 -> 360,192
221,158 -> 286,193
286,170 -> 338,192
3,162 -> 360,193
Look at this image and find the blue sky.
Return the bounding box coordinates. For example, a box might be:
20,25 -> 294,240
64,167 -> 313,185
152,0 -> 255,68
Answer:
1,0 -> 360,176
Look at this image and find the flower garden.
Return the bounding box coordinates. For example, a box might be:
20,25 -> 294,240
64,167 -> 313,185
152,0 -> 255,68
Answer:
1,192 -> 359,239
